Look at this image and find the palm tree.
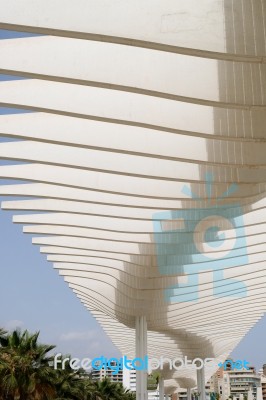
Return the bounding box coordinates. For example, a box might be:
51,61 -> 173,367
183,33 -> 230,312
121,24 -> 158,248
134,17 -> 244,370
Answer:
92,378 -> 126,400
53,355 -> 93,400
114,384 -> 135,400
0,329 -> 56,400
125,392 -> 136,400
0,328 -> 136,400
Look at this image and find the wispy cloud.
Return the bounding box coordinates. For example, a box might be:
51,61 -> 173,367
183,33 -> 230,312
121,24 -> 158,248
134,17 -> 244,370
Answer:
4,319 -> 24,331
60,330 -> 97,341
56,329 -> 119,359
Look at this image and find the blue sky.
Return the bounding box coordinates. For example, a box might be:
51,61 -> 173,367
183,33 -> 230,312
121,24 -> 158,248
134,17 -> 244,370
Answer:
0,29 -> 265,368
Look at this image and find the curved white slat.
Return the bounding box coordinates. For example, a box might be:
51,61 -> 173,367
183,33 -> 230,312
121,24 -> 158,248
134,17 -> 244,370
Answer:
0,37 -> 265,106
0,164 -> 265,198
0,0 -> 265,59
1,136 -> 266,169
0,80 -> 265,138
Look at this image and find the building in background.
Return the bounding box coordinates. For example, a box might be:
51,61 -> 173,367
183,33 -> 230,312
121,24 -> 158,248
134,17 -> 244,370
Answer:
122,362 -> 266,400
123,367 -> 136,393
79,358 -> 266,400
210,365 -> 230,395
222,366 -> 261,400
92,362 -> 159,399
91,360 -> 123,384
258,366 -> 266,400
175,362 -> 264,400
123,367 -> 162,400
203,361 -> 265,400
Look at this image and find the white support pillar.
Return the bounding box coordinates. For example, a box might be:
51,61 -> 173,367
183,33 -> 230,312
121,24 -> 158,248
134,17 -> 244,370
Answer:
159,376 -> 164,400
248,387 -> 253,400
197,366 -> 206,400
197,368 -> 202,400
257,386 -> 263,400
136,316 -> 148,400
187,388 -> 191,400
201,366 -> 206,400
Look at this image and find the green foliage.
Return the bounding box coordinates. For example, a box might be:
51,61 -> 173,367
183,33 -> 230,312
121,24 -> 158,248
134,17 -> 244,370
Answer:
0,328 -> 135,400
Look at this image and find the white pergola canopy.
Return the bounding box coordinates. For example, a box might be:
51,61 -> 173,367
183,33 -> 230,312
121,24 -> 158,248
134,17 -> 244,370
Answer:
0,0 -> 265,394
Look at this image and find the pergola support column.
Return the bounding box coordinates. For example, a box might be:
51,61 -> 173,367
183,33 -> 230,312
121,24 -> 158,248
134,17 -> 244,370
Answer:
136,316 -> 148,400
197,366 -> 206,400
257,386 -> 263,400
159,376 -> 164,400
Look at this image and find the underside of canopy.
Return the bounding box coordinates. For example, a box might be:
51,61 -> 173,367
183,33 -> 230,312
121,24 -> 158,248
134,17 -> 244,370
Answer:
0,0 -> 265,393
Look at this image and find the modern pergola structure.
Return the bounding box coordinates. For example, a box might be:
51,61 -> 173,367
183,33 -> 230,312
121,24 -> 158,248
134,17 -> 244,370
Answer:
0,1 -> 265,400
